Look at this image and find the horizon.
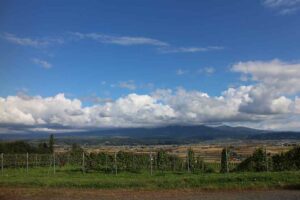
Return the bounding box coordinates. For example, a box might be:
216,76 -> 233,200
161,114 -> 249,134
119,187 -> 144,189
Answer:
1,0 -> 300,134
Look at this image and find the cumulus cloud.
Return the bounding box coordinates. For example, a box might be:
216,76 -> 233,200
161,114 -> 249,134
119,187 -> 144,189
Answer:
232,59 -> 300,115
0,86 -> 299,132
0,93 -> 176,129
1,59 -> 300,132
232,59 -> 300,94
0,86 -> 265,130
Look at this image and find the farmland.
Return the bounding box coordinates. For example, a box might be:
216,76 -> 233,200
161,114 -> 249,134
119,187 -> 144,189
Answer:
1,140 -> 300,200
64,141 -> 296,162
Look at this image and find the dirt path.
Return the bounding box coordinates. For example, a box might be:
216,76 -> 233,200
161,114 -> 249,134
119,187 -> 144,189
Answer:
1,187 -> 300,200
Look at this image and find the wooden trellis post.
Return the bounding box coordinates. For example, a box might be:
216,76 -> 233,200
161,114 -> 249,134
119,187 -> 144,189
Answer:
187,151 -> 190,173
150,152 -> 153,176
265,146 -> 268,172
26,152 -> 29,174
15,154 -> 17,169
53,153 -> 56,175
82,152 -> 85,174
226,147 -> 229,173
105,153 -> 108,171
132,153 -> 135,170
173,155 -> 175,172
114,152 -> 117,175
1,153 -> 3,176
35,154 -> 38,168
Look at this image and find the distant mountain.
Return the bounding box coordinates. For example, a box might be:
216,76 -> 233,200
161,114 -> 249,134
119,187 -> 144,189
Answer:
213,125 -> 267,135
248,131 -> 300,140
0,125 -> 300,145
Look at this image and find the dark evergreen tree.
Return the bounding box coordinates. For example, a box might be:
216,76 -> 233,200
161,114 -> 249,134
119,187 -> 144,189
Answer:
38,142 -> 49,154
156,149 -> 167,172
49,134 -> 54,153
187,148 -> 195,172
251,148 -> 267,171
220,148 -> 228,173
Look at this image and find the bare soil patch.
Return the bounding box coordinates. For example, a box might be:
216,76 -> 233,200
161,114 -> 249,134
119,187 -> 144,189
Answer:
1,187 -> 300,200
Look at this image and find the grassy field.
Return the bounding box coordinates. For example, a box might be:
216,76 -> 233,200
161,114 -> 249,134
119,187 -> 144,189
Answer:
1,167 -> 300,190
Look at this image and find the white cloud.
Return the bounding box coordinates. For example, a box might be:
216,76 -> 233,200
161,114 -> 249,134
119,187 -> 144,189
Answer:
0,33 -> 64,48
232,59 -> 300,95
159,46 -> 223,53
0,85 -> 299,131
263,0 -> 300,7
232,59 -> 300,115
176,69 -> 189,75
0,86 -> 255,129
198,67 -> 215,75
263,0 -> 300,14
32,58 -> 52,69
118,81 -> 137,90
0,93 -> 176,128
1,59 -> 300,131
70,32 -> 169,46
70,32 -> 223,54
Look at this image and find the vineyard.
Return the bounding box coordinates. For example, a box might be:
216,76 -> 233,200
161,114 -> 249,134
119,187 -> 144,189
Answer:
1,148 -> 300,191
0,150 -> 239,176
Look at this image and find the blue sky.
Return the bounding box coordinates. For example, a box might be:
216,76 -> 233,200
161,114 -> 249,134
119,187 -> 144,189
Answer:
1,0 -> 300,132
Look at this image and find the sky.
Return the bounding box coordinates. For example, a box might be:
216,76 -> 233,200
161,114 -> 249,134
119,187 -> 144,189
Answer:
1,0 -> 300,133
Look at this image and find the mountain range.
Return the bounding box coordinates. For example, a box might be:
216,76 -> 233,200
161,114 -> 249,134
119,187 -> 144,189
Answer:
1,125 -> 300,145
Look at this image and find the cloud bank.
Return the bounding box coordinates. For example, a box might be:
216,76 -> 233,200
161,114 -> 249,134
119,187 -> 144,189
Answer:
0,59 -> 300,133
1,59 -> 300,133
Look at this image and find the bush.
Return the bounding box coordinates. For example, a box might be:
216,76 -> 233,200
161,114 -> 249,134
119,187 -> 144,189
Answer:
235,148 -> 268,172
272,146 -> 300,171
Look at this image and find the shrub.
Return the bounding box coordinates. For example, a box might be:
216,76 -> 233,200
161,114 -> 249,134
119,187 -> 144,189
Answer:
272,146 -> 300,171
235,148 -> 268,172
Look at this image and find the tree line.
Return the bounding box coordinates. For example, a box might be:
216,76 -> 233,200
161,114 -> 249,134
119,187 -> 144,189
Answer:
0,134 -> 54,154
221,146 -> 300,172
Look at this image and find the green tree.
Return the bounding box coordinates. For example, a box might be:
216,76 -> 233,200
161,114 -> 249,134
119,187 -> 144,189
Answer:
235,148 -> 268,172
251,148 -> 267,172
187,148 -> 195,172
49,134 -> 54,153
37,142 -> 49,154
220,148 -> 229,173
0,141 -> 37,153
156,149 -> 167,172
272,146 -> 300,171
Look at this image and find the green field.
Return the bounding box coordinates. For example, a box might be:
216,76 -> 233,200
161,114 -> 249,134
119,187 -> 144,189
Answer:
1,167 -> 300,190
